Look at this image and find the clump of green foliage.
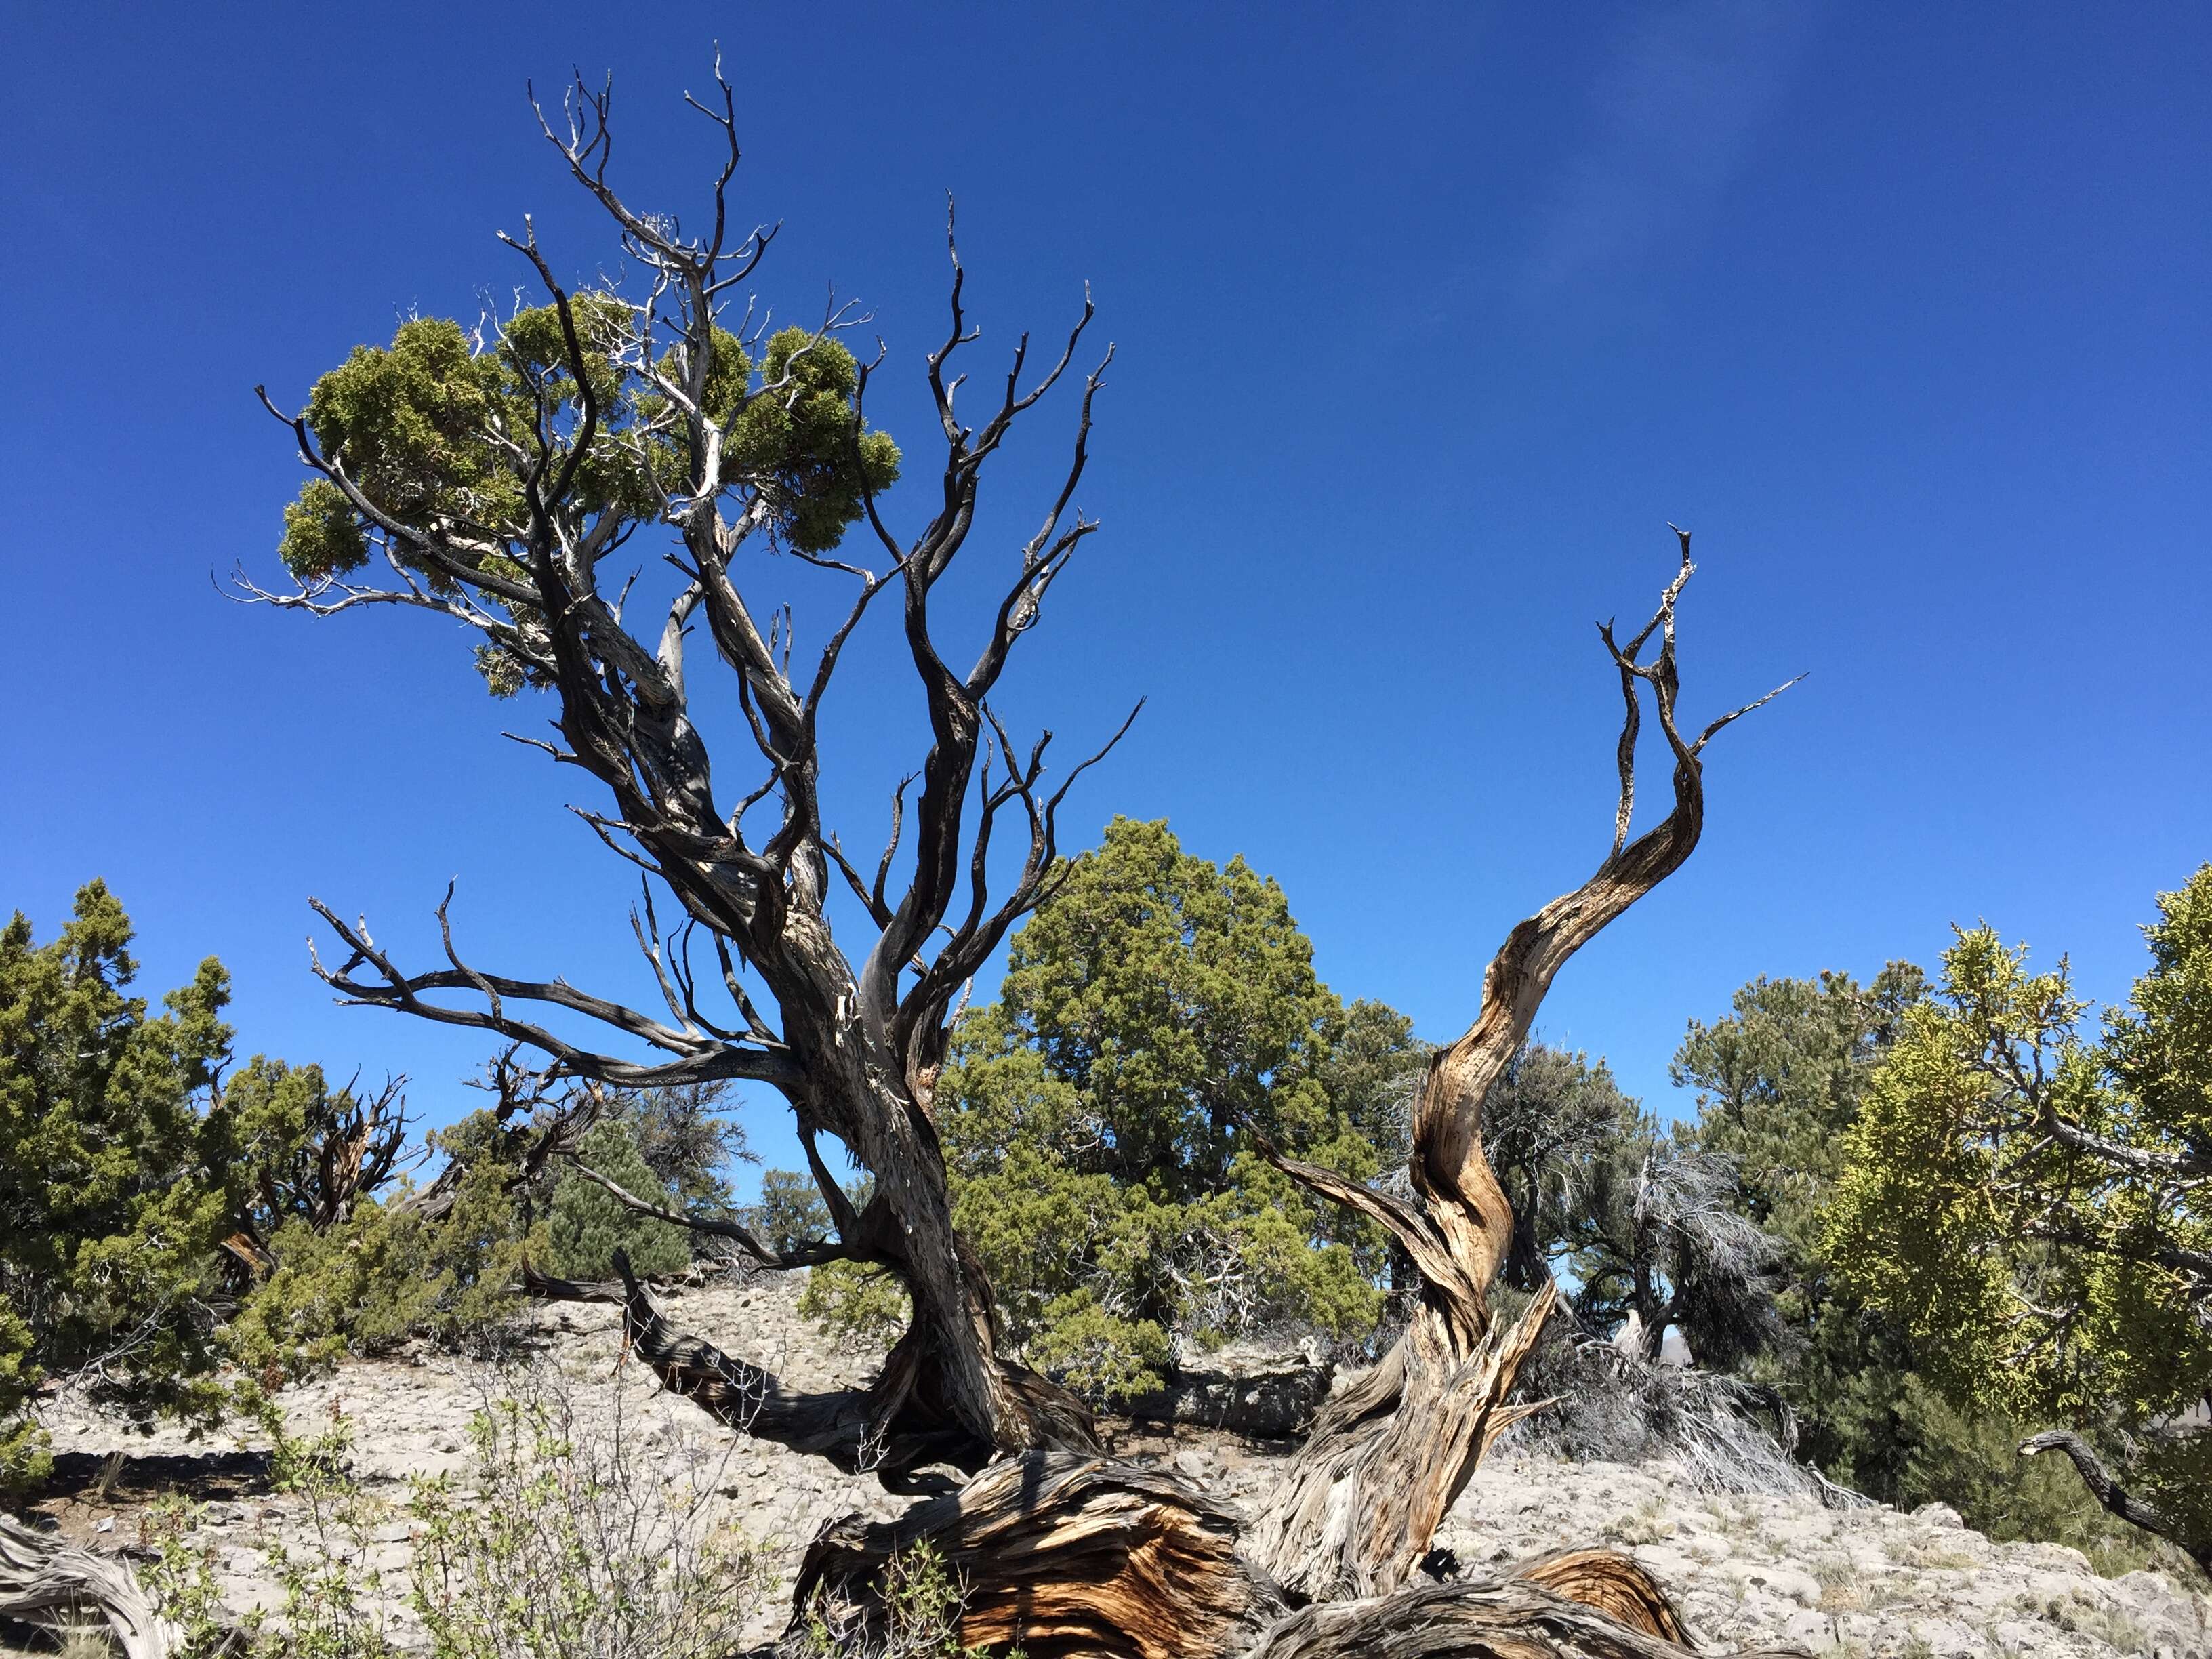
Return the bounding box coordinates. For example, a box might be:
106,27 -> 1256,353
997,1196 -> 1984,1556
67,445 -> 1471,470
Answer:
278,309 -> 899,699
542,1120 -> 691,1280
220,1109 -> 544,1380
1665,959 -> 2187,1566
807,818 -> 1420,1401
794,1540 -> 1017,1659
1,877 -> 768,1486
1825,864 -> 2212,1570
230,1081 -> 747,1377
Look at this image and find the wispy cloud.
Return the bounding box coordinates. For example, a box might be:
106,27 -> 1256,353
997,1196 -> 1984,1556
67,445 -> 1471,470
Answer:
1525,1 -> 1822,293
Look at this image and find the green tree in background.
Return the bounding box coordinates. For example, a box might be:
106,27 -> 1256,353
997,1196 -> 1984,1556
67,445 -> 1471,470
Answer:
221,1105 -> 545,1380
621,1082 -> 753,1223
1670,964 -> 2173,1565
0,883 -> 237,1484
0,886 -> 422,1483
1826,865 -> 2212,1576
753,1168 -> 833,1255
820,818 -> 1418,1401
1673,966 -> 1938,1489
1482,1042 -> 1639,1294
544,1120 -> 692,1281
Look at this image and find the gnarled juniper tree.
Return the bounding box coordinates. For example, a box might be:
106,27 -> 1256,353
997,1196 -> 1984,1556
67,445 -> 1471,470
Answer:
244,64 -> 1801,1658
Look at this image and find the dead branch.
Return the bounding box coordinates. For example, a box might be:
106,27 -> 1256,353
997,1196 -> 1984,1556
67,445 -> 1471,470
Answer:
1246,533 -> 1800,1600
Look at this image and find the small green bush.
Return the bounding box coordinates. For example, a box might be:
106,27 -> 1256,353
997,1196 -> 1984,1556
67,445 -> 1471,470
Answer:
142,1397 -> 399,1658
795,1539 -> 1021,1659
798,1261 -> 913,1353
223,1111 -> 542,1380
144,1377 -> 771,1659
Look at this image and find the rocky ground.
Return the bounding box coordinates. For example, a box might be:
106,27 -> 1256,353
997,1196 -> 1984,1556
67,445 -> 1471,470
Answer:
22,1272 -> 2212,1658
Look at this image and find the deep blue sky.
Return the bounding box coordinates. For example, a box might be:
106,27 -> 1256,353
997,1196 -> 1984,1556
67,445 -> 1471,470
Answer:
5,3 -> 2207,1189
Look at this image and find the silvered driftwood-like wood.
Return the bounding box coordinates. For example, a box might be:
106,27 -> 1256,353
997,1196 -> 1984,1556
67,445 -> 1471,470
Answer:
1244,1572 -> 1806,1659
0,1511 -> 182,1658
1246,536 -> 1799,1600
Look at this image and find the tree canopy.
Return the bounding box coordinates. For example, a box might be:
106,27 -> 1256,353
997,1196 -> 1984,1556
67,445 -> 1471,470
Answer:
1825,865 -> 2212,1571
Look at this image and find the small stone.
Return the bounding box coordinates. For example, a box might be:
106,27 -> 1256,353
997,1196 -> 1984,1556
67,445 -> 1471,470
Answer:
1911,1501 -> 1964,1529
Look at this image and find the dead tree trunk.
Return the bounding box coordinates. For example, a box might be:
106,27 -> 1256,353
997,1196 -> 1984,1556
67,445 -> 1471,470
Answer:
1244,537 -> 1794,1601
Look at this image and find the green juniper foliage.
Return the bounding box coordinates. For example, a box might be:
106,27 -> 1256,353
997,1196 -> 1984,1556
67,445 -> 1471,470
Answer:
1824,865 -> 2212,1568
276,307 -> 898,699
752,1167 -> 834,1256
0,882 -> 537,1482
1664,963 -> 2175,1562
619,1082 -> 753,1223
1,883 -> 241,1485
544,1120 -> 691,1280
220,1109 -> 544,1379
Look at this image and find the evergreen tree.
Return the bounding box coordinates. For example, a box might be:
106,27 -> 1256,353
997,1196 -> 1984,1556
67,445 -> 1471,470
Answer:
1826,866 -> 2212,1574
0,883 -> 237,1482
544,1121 -> 691,1281
0,884 -> 419,1481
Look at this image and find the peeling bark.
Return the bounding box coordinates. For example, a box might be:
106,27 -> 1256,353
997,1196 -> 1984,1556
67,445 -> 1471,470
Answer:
790,1458 -> 1810,1659
790,1454 -> 1286,1659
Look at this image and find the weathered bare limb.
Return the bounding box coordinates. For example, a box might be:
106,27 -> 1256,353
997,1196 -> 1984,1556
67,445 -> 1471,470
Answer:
305,893 -> 799,1095
1,1513 -> 186,1658
565,1161 -> 859,1269
2019,1430 -> 2212,1576
1247,534 -> 1800,1600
